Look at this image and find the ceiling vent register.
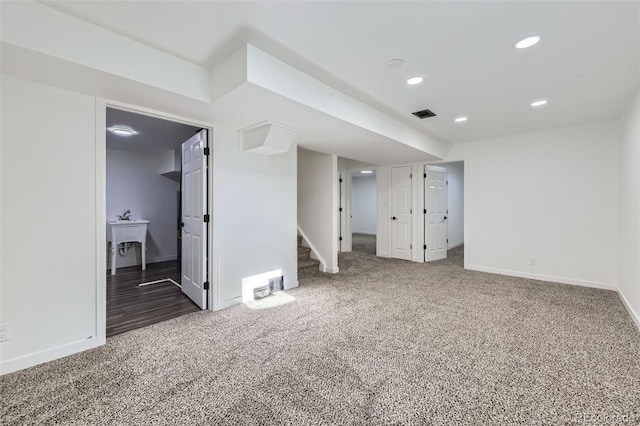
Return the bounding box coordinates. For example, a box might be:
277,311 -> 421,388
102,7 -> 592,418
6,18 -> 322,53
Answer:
411,109 -> 437,119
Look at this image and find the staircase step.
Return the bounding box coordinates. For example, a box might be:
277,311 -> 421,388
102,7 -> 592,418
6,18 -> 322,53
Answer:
298,246 -> 311,258
298,258 -> 320,270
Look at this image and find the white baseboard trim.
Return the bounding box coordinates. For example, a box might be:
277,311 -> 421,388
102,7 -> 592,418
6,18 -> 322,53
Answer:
1,336 -> 100,375
618,290 -> 640,331
150,255 -> 178,263
352,231 -> 376,236
467,265 -> 617,291
297,226 -> 331,272
447,241 -> 464,250
321,265 -> 339,273
215,296 -> 241,311
108,255 -> 178,271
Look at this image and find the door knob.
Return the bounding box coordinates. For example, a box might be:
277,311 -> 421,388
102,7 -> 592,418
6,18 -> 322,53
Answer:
443,216 -> 448,220
391,216 -> 397,220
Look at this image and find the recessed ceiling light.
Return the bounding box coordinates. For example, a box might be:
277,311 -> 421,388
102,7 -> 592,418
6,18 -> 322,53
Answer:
454,116 -> 468,123
108,125 -> 137,136
407,77 -> 424,85
386,59 -> 405,69
361,170 -> 374,174
515,36 -> 541,49
530,99 -> 548,108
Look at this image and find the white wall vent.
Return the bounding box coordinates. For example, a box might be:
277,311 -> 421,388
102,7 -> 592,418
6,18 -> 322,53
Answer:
239,121 -> 298,156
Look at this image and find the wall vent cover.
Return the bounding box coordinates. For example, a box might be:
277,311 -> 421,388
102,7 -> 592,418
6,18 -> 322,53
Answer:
412,109 -> 437,119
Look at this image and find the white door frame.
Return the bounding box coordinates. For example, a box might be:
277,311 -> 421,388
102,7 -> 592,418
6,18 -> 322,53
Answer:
340,167 -> 378,253
417,159 -> 469,269
95,98 -> 216,345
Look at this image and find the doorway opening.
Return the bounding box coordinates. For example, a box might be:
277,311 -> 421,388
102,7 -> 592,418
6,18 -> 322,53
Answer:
104,107 -> 209,337
350,169 -> 377,254
424,161 -> 464,264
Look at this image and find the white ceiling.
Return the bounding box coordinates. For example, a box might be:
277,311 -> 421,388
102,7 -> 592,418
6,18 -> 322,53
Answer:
211,83 -> 439,165
43,1 -> 640,143
106,108 -> 200,153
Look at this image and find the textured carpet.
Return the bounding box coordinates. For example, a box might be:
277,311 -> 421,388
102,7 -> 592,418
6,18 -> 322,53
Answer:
2,246 -> 639,425
352,233 -> 376,255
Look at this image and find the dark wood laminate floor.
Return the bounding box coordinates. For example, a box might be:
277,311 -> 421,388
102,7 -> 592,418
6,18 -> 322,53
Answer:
106,261 -> 201,337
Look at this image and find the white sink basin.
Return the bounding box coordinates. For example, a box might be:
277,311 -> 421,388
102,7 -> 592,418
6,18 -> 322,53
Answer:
107,219 -> 150,275
107,220 -> 149,243
107,219 -> 150,225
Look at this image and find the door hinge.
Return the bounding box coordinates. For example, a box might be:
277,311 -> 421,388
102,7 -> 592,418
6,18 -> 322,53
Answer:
423,244 -> 427,250
410,173 -> 413,179
339,178 -> 343,183
410,208 -> 412,214
203,147 -> 210,156
204,214 -> 210,223
339,237 -> 343,241
447,209 -> 449,214
410,244 -> 412,249
447,180 -> 449,185
203,281 -> 210,290
424,173 -> 427,178
447,239 -> 449,243
424,209 -> 427,214
339,207 -> 343,212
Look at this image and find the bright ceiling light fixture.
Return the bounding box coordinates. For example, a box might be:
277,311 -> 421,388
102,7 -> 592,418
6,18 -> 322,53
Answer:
515,36 -> 541,49
406,76 -> 424,85
530,99 -> 548,108
360,170 -> 374,174
108,125 -> 137,136
454,116 -> 468,123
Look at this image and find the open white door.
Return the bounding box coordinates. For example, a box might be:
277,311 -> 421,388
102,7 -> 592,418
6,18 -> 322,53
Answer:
181,130 -> 208,309
390,166 -> 412,260
425,165 -> 448,262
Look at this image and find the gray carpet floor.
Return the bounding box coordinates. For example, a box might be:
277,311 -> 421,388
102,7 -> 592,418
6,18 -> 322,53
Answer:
2,246 -> 639,425
352,233 -> 376,255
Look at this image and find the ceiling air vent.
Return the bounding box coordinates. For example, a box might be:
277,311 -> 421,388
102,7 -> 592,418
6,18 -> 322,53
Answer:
412,109 -> 436,119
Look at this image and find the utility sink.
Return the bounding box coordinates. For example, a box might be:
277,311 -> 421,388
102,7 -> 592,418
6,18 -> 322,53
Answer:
107,219 -> 150,275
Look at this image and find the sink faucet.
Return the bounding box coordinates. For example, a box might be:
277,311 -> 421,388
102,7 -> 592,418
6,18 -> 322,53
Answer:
117,209 -> 131,221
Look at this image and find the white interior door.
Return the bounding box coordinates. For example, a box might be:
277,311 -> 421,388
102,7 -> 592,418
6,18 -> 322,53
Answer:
425,165 -> 448,262
181,130 -> 208,309
391,166 -> 412,260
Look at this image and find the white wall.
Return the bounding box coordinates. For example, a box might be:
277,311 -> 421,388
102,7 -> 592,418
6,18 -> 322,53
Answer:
447,121 -> 619,289
213,127 -> 298,307
618,91 -> 640,328
106,149 -> 180,268
0,75 -> 301,373
351,175 -> 377,235
1,76 -> 98,373
298,147 -> 338,273
442,162 -> 464,248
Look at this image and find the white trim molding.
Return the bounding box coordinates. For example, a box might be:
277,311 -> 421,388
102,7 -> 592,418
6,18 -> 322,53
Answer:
618,290 -> 640,331
98,98 -> 217,318
297,226 -> 334,273
1,337 -> 99,376
467,265 -> 618,291
216,296 -> 242,311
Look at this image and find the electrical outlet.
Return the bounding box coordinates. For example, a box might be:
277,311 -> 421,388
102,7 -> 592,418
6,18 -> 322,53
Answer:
529,258 -> 537,267
0,323 -> 11,342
